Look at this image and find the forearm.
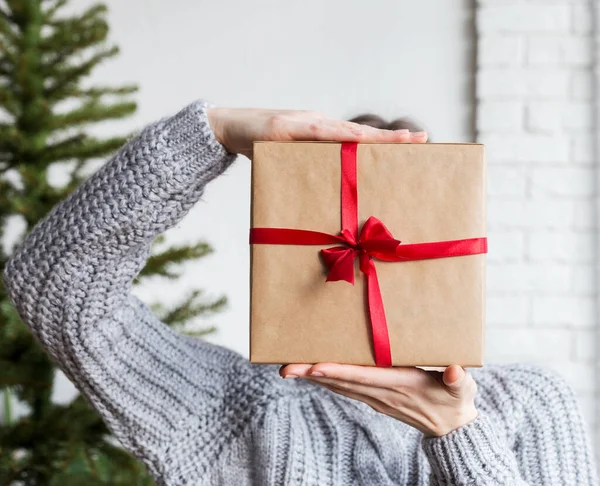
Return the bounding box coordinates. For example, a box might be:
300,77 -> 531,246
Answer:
3,100 -> 234,353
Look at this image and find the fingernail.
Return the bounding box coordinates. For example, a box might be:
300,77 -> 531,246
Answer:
395,129 -> 409,133
310,371 -> 325,377
284,374 -> 298,379
412,131 -> 427,137
351,129 -> 364,135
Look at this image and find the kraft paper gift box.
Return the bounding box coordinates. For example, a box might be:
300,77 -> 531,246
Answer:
249,142 -> 486,367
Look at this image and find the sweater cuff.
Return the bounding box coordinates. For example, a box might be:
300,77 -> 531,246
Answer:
162,99 -> 237,181
422,414 -> 525,485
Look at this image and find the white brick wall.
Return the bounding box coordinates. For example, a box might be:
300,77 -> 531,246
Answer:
475,0 -> 598,453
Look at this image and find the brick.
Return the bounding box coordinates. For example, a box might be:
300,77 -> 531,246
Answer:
572,200 -> 595,229
478,69 -> 569,98
480,133 -> 569,163
487,262 -> 570,292
477,100 -> 523,131
526,101 -> 562,131
572,4 -> 593,34
477,5 -> 571,33
488,199 -> 573,229
563,102 -> 593,130
572,265 -> 595,294
478,36 -> 523,66
532,295 -> 596,327
573,330 -> 597,362
485,328 -> 572,362
487,200 -> 595,230
528,37 -> 592,67
528,37 -> 561,65
570,69 -> 593,100
487,230 -> 525,262
526,101 -> 592,132
486,295 -> 530,326
528,231 -> 595,263
530,167 -> 595,198
487,166 -> 527,197
561,37 -> 593,67
571,135 -> 595,163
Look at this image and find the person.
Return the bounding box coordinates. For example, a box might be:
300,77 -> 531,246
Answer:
348,113 -> 429,138
3,100 -> 597,486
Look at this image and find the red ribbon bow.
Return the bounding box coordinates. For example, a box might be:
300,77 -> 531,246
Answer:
250,142 -> 487,367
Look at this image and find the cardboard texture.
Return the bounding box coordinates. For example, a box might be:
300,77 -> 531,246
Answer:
250,142 -> 486,367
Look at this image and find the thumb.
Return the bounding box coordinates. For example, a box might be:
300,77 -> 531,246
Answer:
443,365 -> 466,394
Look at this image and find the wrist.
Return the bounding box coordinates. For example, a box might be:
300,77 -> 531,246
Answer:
207,107 -> 227,148
427,405 -> 479,438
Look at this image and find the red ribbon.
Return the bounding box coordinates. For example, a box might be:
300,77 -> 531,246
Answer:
250,143 -> 487,367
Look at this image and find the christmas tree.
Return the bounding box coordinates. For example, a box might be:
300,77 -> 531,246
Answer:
0,1 -> 225,484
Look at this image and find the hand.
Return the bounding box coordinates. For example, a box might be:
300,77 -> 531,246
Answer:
280,363 -> 478,437
207,108 -> 427,159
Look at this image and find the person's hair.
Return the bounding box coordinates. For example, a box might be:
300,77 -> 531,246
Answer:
349,113 -> 431,141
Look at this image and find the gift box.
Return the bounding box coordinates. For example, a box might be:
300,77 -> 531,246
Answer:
249,142 -> 486,367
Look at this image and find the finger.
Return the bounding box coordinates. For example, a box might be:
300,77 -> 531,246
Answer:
344,121 -> 428,143
342,122 -> 414,143
279,364 -> 312,378
281,120 -> 363,142
307,363 -> 432,390
287,120 -> 415,143
443,365 -> 465,388
410,131 -> 428,143
443,365 -> 476,398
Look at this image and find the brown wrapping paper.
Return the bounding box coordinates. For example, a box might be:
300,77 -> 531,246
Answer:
250,142 -> 486,367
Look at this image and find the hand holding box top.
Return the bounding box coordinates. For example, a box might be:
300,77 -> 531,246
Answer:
250,142 -> 486,367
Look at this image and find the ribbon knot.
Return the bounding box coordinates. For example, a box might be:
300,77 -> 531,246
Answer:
321,216 -> 400,285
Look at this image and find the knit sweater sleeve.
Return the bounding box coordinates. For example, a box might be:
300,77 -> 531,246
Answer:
422,414 -> 530,485
2,100 -> 262,476
421,364 -> 599,485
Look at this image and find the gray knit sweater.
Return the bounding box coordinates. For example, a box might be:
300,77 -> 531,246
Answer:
3,100 -> 598,486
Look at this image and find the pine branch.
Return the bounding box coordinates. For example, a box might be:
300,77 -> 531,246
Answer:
180,326 -> 218,338
2,388 -> 12,425
44,46 -> 119,100
0,126 -> 20,163
0,9 -> 17,44
50,100 -> 136,130
43,132 -> 85,153
153,290 -> 227,328
0,82 -> 18,117
0,122 -> 16,138
0,36 -> 16,65
40,135 -> 129,166
42,0 -> 68,21
0,59 -> 12,77
67,85 -> 138,99
41,5 -> 110,67
139,242 -> 213,279
50,3 -> 107,26
65,157 -> 87,184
